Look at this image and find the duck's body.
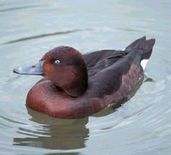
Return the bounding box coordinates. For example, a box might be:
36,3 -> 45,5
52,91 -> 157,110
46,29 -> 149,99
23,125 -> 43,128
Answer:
14,37 -> 155,118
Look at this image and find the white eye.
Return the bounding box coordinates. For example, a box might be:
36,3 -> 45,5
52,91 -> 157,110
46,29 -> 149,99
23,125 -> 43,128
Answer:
54,59 -> 61,64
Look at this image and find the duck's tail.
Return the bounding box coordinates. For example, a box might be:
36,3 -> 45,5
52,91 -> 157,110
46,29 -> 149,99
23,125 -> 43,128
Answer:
125,36 -> 155,60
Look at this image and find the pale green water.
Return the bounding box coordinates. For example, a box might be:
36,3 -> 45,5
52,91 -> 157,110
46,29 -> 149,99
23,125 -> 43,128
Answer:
0,0 -> 171,155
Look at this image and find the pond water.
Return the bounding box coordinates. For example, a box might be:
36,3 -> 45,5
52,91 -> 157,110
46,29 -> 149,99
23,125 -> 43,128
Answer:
0,0 -> 171,154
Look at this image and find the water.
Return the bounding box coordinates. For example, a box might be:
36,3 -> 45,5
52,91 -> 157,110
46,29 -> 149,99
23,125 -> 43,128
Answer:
0,0 -> 171,154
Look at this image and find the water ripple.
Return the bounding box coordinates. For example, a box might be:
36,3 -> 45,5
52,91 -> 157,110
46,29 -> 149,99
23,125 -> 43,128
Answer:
0,5 -> 43,13
0,115 -> 26,125
3,29 -> 93,45
17,127 -> 50,137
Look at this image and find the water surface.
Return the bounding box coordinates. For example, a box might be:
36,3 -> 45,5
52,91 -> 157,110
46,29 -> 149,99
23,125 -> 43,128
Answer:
0,0 -> 171,154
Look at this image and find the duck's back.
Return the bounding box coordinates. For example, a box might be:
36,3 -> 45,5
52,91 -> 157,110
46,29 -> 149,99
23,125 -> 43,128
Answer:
83,50 -> 128,77
83,37 -> 155,104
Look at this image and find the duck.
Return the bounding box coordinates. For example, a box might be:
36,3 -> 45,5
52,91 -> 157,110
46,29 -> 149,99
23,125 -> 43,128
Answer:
13,36 -> 155,119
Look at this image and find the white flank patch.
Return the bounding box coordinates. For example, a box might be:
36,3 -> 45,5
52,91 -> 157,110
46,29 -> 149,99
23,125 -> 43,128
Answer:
141,59 -> 149,70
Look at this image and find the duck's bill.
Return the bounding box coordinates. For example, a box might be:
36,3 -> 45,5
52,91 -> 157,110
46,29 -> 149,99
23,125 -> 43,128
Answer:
13,61 -> 43,75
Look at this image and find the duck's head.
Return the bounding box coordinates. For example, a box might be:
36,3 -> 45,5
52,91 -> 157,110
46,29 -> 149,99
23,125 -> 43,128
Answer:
14,46 -> 88,97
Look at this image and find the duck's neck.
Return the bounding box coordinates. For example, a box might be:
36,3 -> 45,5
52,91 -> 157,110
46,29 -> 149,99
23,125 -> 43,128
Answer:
55,65 -> 88,98
64,70 -> 88,97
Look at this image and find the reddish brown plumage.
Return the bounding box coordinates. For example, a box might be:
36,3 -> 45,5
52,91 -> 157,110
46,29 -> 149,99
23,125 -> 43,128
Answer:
42,46 -> 88,97
26,63 -> 143,118
14,37 -> 155,118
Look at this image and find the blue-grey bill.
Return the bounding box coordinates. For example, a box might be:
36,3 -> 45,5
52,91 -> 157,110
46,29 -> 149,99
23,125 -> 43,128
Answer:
13,61 -> 43,75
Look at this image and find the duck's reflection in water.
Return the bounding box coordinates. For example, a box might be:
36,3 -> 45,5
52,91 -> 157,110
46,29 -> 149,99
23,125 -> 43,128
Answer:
13,107 -> 89,150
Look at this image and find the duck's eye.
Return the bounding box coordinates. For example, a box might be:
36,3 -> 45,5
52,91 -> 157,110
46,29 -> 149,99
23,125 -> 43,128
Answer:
54,59 -> 61,64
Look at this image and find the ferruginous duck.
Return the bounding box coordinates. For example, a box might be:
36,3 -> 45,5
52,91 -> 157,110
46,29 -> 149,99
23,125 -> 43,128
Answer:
14,36 -> 155,118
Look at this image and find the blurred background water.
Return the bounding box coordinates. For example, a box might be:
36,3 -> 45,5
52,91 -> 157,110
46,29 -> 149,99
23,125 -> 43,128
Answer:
0,0 -> 171,155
